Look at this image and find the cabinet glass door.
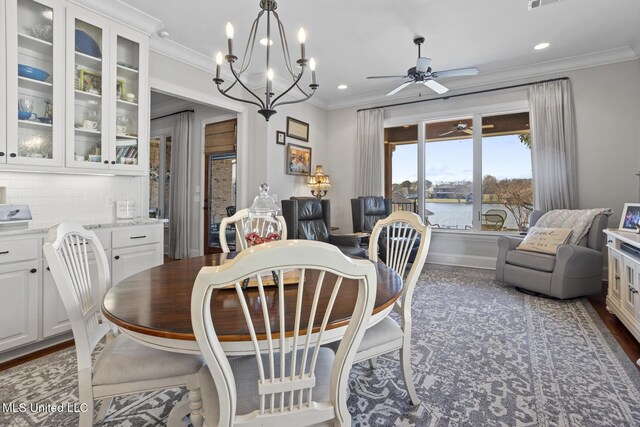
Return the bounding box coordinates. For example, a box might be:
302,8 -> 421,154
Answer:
111,33 -> 142,169
68,14 -> 108,168
7,0 -> 63,165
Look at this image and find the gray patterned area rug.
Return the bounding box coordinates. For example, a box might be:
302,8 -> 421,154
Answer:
2,265 -> 640,426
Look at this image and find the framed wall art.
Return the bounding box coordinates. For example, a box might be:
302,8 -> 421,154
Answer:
286,116 -> 309,142
79,69 -> 102,95
619,203 -> 640,232
286,143 -> 312,176
276,130 -> 286,145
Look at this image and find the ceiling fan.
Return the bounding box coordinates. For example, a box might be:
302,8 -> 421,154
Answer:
439,123 -> 494,137
367,37 -> 478,96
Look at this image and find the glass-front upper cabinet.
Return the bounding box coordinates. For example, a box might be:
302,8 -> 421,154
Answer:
66,7 -> 147,172
65,8 -> 108,169
109,27 -> 148,172
5,0 -> 64,166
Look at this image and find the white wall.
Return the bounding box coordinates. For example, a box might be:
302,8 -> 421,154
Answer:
326,59 -> 640,268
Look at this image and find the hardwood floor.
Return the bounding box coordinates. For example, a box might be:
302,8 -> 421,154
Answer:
587,282 -> 640,367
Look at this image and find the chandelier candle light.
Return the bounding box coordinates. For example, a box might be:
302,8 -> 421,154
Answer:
307,165 -> 331,199
213,0 -> 319,121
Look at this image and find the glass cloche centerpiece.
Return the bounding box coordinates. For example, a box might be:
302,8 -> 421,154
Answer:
244,183 -> 282,247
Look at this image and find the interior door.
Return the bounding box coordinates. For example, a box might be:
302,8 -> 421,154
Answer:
203,119 -> 237,254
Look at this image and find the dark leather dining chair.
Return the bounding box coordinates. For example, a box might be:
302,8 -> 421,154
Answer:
281,197 -> 367,257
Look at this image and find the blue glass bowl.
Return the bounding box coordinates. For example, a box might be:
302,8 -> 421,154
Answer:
75,30 -> 101,58
18,64 -> 49,81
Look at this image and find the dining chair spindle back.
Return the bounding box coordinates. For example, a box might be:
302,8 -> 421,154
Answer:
192,240 -> 377,426
44,222 -> 202,426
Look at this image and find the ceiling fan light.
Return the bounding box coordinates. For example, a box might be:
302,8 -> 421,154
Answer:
534,42 -> 550,50
337,84 -> 347,90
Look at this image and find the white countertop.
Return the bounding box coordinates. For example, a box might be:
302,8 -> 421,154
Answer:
0,218 -> 168,237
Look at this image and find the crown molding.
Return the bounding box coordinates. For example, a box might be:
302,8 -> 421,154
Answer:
66,0 -> 162,35
325,46 -> 639,110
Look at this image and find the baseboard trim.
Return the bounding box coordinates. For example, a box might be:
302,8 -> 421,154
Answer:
0,334 -> 74,370
427,252 -> 497,270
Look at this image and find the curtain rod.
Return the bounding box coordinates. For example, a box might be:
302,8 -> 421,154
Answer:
356,77 -> 569,112
150,109 -> 195,121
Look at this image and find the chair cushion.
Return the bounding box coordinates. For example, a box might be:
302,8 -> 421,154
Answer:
357,317 -> 403,353
505,250 -> 556,272
362,197 -> 388,232
335,244 -> 367,258
297,199 -> 324,221
92,334 -> 202,386
298,219 -> 330,242
199,348 -> 335,423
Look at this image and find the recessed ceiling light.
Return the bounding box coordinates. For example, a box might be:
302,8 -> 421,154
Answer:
260,38 -> 274,46
534,42 -> 550,50
337,84 -> 348,90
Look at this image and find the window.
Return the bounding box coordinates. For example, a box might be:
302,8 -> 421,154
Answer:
481,112 -> 532,231
425,118 -> 473,229
384,110 -> 532,232
385,125 -> 418,213
149,135 -> 171,219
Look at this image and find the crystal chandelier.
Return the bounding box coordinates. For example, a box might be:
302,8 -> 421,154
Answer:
213,0 -> 318,121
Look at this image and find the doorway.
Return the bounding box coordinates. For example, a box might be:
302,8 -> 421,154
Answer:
203,119 -> 237,254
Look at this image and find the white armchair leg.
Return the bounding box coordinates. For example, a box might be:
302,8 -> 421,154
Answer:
400,343 -> 419,405
187,373 -> 204,427
96,397 -> 112,422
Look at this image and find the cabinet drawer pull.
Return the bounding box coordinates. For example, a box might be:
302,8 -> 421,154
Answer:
0,250 -> 9,255
0,152 -> 5,157
104,160 -> 109,164
111,161 -> 116,164
114,255 -> 120,260
130,235 -> 147,239
9,153 -> 16,158
607,240 -> 613,243
615,275 -> 620,280
30,268 -> 37,273
46,267 -> 50,271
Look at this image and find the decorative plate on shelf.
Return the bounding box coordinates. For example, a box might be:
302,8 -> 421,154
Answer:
75,30 -> 101,58
18,64 -> 49,81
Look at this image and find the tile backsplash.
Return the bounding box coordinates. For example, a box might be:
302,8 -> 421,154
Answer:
0,172 -> 146,226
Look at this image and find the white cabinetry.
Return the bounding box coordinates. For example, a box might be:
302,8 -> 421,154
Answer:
2,0 -> 148,175
111,225 -> 163,285
0,237 -> 41,352
604,229 -> 640,366
0,223 -> 163,362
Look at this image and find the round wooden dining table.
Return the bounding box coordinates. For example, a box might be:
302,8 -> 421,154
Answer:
102,253 -> 404,356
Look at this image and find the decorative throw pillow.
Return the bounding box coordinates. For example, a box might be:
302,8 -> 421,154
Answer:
516,227 -> 573,254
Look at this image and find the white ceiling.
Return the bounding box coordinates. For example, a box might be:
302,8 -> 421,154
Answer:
121,0 -> 640,109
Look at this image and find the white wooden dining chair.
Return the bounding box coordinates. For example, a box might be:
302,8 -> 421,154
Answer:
191,240 -> 377,426
357,211 -> 432,405
43,222 -> 203,426
219,208 -> 288,253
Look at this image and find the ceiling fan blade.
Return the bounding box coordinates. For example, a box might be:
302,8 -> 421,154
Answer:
367,75 -> 407,79
463,128 -> 473,135
424,79 -> 449,94
431,67 -> 479,79
439,130 -> 456,137
416,57 -> 431,73
481,124 -> 495,129
386,81 -> 413,96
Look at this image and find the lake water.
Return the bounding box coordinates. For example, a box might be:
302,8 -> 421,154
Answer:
426,202 -> 520,230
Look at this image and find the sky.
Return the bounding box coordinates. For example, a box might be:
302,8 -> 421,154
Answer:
392,134 -> 532,185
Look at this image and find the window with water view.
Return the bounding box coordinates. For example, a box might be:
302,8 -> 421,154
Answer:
385,111 -> 532,232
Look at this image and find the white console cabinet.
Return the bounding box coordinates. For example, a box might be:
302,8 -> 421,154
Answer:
0,222 -> 163,362
604,229 -> 640,366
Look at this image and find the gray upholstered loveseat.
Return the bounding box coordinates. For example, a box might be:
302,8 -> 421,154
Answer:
495,210 -> 609,299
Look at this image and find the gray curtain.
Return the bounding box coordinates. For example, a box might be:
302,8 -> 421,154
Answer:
355,109 -> 384,196
168,111 -> 194,259
529,80 -> 577,211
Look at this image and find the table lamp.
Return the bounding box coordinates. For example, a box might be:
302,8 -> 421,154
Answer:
307,165 -> 331,199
